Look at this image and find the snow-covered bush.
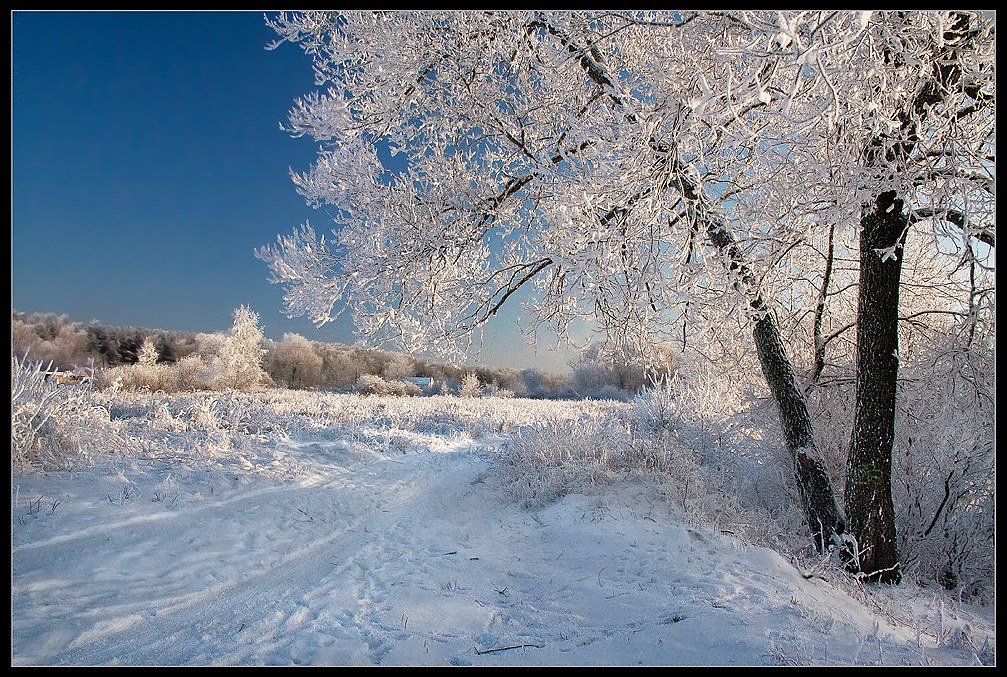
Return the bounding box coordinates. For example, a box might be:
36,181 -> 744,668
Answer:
498,415 -> 622,508
11,354 -> 124,471
568,341 -> 679,400
108,363 -> 173,392
632,361 -> 748,457
481,380 -> 516,398
97,352 -> 207,394
171,355 -> 207,391
632,374 -> 681,436
631,361 -> 806,550
137,336 -> 159,366
496,406 -> 786,546
354,374 -> 420,396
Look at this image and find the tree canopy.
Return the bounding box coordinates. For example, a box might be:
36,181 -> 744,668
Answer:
258,10 -> 993,367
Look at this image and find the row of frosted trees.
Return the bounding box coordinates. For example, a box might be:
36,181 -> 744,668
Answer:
13,309 -> 654,399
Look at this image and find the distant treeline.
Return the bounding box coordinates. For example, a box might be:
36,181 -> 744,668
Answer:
13,310 -> 198,369
11,310 -> 591,399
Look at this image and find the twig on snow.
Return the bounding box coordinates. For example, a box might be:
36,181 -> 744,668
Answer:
474,643 -> 544,655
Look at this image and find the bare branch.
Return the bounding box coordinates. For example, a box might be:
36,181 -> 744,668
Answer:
909,208 -> 995,249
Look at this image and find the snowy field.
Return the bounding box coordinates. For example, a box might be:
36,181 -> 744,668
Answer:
11,389 -> 995,666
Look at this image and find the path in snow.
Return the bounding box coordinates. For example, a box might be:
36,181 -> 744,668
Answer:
11,437 -> 988,666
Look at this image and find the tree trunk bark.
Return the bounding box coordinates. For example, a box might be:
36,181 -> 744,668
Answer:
845,190 -> 904,583
752,309 -> 846,549
705,215 -> 846,550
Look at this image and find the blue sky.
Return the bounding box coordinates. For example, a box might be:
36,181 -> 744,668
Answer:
11,10 -> 573,373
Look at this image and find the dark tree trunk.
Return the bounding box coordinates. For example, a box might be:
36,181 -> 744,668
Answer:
845,190 -> 904,583
838,12 -> 982,585
705,216 -> 846,551
752,310 -> 846,549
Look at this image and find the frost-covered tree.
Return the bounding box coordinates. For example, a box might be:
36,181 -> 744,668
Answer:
570,358 -> 620,400
459,373 -> 482,398
200,306 -> 273,391
258,11 -> 994,576
265,332 -> 324,389
573,340 -> 679,396
311,343 -> 359,389
137,337 -> 159,367
381,352 -> 416,380
355,373 -> 421,396
854,13 -> 991,582
12,312 -> 92,370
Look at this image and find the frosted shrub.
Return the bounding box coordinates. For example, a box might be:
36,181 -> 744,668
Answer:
632,363 -> 747,457
400,380 -> 424,397
891,346 -> 995,601
631,364 -> 801,548
99,362 -> 172,392
500,416 -> 622,508
11,354 -> 124,471
632,373 -> 684,436
137,336 -> 159,366
96,354 -> 209,394
172,355 -> 207,391
496,409 -> 783,545
172,394 -> 222,430
174,390 -> 292,438
355,374 -> 420,396
480,380 -> 516,399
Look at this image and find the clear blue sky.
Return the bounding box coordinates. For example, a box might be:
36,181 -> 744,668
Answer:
11,10 -> 573,373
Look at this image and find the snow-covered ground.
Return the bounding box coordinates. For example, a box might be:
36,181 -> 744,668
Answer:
11,391 -> 995,666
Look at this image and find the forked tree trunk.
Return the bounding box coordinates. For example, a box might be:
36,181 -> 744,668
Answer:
845,190 -> 904,583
